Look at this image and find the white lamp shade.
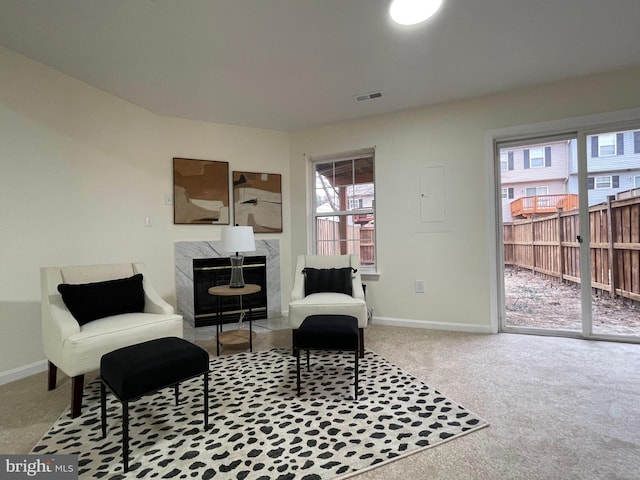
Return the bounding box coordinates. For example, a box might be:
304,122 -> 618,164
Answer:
221,226 -> 256,253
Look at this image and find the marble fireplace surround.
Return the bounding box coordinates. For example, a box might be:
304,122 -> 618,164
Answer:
175,240 -> 280,326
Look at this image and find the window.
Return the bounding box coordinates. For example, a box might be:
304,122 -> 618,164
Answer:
523,146 -> 551,168
500,152 -> 514,171
598,133 -> 616,156
348,198 -> 364,209
635,176 -> 640,188
525,186 -> 548,196
588,175 -> 620,190
502,188 -> 514,199
312,150 -> 376,270
635,131 -> 640,154
529,147 -> 544,168
592,132 -> 625,157
596,176 -> 612,189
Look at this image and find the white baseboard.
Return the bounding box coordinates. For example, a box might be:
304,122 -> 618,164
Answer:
0,317 -> 491,386
370,316 -> 493,334
0,360 -> 48,386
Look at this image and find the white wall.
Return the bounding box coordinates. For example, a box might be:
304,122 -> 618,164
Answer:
3,41 -> 640,381
0,46 -> 291,377
289,66 -> 640,332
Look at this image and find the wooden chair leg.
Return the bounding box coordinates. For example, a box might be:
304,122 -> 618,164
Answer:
70,375 -> 84,418
47,362 -> 57,390
359,328 -> 365,358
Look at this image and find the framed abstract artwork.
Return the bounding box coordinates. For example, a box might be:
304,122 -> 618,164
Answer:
232,171 -> 282,233
173,158 -> 230,224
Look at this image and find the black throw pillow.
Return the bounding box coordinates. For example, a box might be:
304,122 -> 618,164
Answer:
303,267 -> 355,296
57,273 -> 145,326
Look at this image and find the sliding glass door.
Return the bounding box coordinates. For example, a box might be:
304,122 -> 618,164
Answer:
498,125 -> 640,341
499,134 -> 582,334
585,128 -> 640,338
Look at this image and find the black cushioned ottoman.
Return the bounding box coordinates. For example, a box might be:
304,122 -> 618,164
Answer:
293,314 -> 360,399
100,337 -> 210,472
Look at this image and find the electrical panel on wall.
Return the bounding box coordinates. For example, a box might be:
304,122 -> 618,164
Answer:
419,166 -> 446,223
411,165 -> 454,233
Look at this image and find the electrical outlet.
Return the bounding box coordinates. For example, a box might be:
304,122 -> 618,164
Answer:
145,216 -> 153,227
415,280 -> 425,293
164,193 -> 173,206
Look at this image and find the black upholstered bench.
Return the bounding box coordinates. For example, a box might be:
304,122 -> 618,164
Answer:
100,337 -> 210,472
293,314 -> 360,399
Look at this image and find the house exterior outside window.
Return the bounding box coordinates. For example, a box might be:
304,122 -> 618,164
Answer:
590,132 -> 624,158
587,175 -> 619,190
501,130 -> 640,222
499,140 -> 568,222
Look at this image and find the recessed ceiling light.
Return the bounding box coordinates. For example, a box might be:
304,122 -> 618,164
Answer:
389,0 -> 443,26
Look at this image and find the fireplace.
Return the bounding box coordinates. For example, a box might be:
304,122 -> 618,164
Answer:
192,256 -> 267,327
175,239 -> 280,328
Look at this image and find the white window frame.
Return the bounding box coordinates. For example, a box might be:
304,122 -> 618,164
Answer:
500,152 -> 508,171
348,198 -> 364,210
634,175 -> 640,188
501,188 -> 509,199
487,107 -> 640,340
529,147 -> 545,168
310,148 -> 376,272
598,133 -> 616,156
525,186 -> 548,196
595,175 -> 612,189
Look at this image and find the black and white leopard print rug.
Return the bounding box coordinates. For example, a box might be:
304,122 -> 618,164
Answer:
32,349 -> 488,479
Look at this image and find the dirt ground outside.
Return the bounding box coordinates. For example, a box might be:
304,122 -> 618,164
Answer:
504,265 -> 640,336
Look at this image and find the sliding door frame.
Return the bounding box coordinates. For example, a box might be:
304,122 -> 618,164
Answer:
486,108 -> 640,342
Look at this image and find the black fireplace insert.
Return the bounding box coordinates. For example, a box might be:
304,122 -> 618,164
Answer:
192,256 -> 267,327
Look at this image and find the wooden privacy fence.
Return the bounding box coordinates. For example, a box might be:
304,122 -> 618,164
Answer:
504,195 -> 640,302
316,217 -> 375,265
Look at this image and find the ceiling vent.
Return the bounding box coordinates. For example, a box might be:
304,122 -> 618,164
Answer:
353,90 -> 384,102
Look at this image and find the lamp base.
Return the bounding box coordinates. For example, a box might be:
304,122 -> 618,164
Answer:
228,254 -> 245,288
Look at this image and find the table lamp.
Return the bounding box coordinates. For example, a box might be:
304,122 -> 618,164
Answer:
221,225 -> 256,288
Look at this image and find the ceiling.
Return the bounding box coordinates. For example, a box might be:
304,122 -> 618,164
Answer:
1,0 -> 639,132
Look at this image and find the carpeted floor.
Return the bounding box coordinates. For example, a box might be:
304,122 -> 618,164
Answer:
30,348 -> 488,479
2,324 -> 640,479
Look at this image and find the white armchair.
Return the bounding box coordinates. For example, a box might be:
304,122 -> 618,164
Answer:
288,254 -> 368,357
41,262 -> 183,418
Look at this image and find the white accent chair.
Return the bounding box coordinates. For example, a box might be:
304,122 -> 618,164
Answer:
41,262 -> 183,418
288,254 -> 368,357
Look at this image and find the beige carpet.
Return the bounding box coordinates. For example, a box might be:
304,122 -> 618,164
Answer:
2,325 -> 640,479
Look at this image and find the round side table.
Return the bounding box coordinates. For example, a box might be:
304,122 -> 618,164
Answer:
208,284 -> 261,355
